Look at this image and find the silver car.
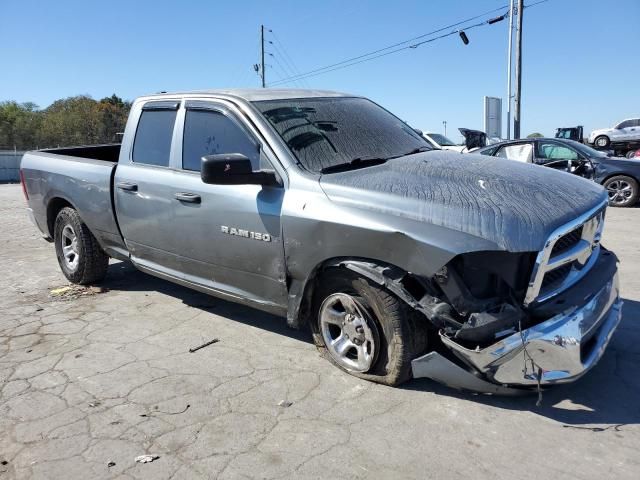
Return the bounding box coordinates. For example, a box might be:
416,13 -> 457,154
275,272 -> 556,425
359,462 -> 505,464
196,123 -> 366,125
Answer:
589,118 -> 640,147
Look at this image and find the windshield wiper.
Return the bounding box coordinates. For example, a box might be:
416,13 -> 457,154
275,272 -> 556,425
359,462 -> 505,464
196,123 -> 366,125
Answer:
320,146 -> 432,174
394,146 -> 432,157
320,156 -> 389,174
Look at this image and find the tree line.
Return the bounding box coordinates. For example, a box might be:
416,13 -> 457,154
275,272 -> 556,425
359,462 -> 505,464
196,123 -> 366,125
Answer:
0,94 -> 131,150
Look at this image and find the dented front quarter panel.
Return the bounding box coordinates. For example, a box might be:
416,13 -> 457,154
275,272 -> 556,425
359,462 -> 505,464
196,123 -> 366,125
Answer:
281,173 -> 501,287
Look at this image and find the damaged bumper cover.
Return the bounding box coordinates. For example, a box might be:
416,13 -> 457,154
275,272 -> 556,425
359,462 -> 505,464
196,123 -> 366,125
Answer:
413,267 -> 622,392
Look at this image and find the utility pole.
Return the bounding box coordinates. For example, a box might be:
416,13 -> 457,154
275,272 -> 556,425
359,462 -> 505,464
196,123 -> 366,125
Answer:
506,0 -> 514,140
442,120 -> 447,137
513,0 -> 524,139
260,24 -> 266,88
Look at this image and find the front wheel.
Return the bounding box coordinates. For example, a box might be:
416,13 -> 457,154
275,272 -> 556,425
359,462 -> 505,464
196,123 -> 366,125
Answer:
603,175 -> 639,208
594,135 -> 610,148
311,268 -> 427,386
54,207 -> 109,284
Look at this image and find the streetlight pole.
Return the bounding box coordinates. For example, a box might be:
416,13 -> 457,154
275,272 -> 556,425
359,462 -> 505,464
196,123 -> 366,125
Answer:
506,0 -> 514,140
442,120 -> 447,137
513,0 -> 524,139
260,24 -> 266,88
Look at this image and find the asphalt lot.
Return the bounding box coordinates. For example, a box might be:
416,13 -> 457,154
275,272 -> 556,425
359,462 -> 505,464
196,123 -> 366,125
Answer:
1,183 -> 639,480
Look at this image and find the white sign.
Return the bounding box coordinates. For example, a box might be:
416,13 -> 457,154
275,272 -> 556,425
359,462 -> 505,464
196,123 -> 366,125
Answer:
484,96 -> 502,139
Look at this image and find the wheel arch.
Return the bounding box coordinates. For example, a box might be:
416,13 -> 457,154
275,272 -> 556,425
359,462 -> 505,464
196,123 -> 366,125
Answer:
600,172 -> 640,186
287,256 -> 433,330
46,196 -> 76,238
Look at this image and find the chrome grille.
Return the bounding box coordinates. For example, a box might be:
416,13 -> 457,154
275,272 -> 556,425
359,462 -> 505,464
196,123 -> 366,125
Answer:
550,226 -> 583,257
524,200 -> 607,306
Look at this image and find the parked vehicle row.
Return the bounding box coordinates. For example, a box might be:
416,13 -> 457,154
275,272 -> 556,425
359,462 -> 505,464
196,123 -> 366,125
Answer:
555,121 -> 640,158
21,89 -> 621,393
476,137 -> 640,208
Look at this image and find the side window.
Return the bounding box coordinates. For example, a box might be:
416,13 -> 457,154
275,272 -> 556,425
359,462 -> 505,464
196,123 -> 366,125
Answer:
182,109 -> 261,172
616,120 -> 632,129
538,142 -> 578,161
495,143 -> 533,162
479,146 -> 497,156
132,109 -> 177,167
633,119 -> 640,127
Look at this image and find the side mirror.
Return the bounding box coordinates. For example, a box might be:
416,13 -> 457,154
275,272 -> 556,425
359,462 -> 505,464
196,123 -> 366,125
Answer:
201,154 -> 280,186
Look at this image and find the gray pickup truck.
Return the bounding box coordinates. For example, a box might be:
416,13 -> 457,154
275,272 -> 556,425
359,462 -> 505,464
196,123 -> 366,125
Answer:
21,89 -> 622,393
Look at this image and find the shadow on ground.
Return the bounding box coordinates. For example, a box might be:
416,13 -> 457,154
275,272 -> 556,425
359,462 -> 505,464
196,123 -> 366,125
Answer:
101,261 -> 640,427
101,261 -> 310,343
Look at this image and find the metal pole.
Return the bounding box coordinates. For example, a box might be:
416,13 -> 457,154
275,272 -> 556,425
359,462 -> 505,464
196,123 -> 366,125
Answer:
513,0 -> 524,139
443,120 -> 447,137
506,0 -> 514,140
261,25 -> 266,88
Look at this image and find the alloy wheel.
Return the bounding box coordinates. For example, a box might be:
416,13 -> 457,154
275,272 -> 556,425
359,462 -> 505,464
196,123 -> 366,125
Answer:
606,180 -> 633,205
61,224 -> 80,271
319,292 -> 378,372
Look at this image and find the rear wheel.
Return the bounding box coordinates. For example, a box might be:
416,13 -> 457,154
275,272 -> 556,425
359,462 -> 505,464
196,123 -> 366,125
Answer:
311,268 -> 427,386
594,135 -> 610,148
54,207 -> 109,284
603,175 -> 639,208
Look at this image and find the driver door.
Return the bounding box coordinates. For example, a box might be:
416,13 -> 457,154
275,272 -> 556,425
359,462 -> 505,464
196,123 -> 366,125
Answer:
165,100 -> 287,310
535,140 -> 592,178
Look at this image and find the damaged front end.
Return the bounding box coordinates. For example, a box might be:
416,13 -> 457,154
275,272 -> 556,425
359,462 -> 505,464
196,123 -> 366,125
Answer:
411,201 -> 623,393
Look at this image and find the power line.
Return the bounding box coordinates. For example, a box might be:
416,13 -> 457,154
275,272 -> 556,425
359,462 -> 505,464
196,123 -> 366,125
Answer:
269,16 -> 501,86
268,4 -> 510,86
269,0 -> 550,86
268,43 -> 304,87
269,30 -> 311,88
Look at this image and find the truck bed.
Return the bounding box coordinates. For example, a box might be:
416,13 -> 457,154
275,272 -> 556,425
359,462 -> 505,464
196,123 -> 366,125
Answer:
41,144 -> 121,163
20,145 -> 126,258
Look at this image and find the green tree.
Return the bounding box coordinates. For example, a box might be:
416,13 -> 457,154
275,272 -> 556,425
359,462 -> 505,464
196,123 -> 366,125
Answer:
37,96 -> 103,147
0,101 -> 41,149
527,132 -> 544,138
98,94 -> 131,143
1,94 -> 131,149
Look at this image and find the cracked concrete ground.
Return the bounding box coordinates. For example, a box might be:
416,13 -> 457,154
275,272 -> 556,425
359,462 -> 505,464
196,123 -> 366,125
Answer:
1,183 -> 639,479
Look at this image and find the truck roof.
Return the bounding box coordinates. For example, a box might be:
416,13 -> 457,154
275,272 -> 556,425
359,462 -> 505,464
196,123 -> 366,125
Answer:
140,88 -> 353,102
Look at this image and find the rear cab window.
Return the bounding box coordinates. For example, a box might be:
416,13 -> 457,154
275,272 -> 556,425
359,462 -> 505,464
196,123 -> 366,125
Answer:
132,101 -> 179,167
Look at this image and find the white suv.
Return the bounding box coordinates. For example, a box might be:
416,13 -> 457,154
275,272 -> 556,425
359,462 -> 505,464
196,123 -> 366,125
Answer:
589,118 -> 640,148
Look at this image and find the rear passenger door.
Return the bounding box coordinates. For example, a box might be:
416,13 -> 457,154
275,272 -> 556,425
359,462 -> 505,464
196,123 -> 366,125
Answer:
114,100 -> 185,273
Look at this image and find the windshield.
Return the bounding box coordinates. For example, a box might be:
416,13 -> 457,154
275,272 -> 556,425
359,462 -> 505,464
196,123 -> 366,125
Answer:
427,133 -> 457,146
565,139 -> 608,158
252,97 -> 430,173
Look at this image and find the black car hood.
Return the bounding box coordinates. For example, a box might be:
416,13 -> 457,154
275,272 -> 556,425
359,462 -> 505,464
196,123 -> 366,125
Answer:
320,151 -> 607,252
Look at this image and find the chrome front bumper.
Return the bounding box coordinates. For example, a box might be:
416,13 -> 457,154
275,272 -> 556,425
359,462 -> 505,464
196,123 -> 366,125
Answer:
413,272 -> 622,390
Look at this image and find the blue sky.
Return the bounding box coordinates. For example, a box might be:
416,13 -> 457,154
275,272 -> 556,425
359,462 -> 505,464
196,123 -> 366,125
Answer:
1,0 -> 638,140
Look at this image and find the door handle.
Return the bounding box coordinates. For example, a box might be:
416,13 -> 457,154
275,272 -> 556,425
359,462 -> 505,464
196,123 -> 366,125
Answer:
175,192 -> 201,204
116,182 -> 138,192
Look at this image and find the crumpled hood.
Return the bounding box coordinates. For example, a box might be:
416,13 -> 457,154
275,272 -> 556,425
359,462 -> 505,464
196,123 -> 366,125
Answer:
319,151 -> 607,252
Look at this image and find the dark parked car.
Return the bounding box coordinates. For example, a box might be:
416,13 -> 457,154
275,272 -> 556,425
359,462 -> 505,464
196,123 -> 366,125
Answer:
477,137 -> 640,207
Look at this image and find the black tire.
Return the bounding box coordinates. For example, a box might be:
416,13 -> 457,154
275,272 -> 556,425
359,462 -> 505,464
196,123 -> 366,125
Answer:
626,150 -> 636,159
310,268 -> 427,386
603,175 -> 639,208
594,135 -> 610,148
54,207 -> 109,284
